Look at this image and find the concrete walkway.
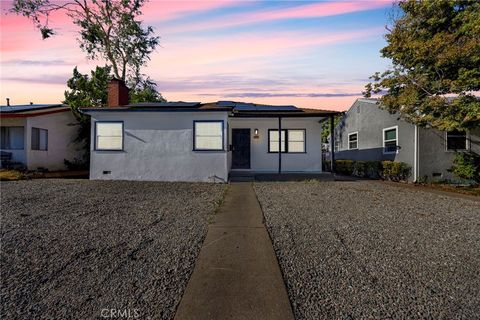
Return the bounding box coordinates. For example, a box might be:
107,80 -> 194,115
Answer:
174,182 -> 294,320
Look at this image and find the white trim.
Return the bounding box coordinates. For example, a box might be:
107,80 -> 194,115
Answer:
382,125 -> 398,154
348,131 -> 358,150
445,130 -> 469,152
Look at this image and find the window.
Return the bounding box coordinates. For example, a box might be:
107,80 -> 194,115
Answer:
288,130 -> 305,153
383,126 -> 398,154
1,126 -> 24,150
95,122 -> 123,151
194,121 -> 224,151
31,128 -> 48,151
269,130 -> 286,153
268,129 -> 306,153
348,132 -> 358,150
446,130 -> 467,151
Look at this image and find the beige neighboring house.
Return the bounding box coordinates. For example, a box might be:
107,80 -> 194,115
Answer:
0,103 -> 82,171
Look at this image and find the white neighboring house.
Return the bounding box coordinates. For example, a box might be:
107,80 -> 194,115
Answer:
81,79 -> 339,182
0,103 -> 82,170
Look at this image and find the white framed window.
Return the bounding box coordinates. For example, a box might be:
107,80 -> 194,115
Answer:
446,130 -> 468,151
0,126 -> 24,150
95,122 -> 123,151
287,129 -> 306,153
268,129 -> 306,153
194,121 -> 224,151
348,132 -> 358,150
31,127 -> 48,151
268,129 -> 286,153
383,126 -> 398,154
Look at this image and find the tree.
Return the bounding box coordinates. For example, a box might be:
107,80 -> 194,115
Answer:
364,0 -> 480,131
63,66 -> 112,166
11,0 -> 159,85
130,78 -> 166,104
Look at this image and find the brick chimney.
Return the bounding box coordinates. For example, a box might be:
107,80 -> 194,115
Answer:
108,79 -> 129,107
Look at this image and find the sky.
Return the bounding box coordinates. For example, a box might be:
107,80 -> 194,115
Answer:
0,0 -> 394,111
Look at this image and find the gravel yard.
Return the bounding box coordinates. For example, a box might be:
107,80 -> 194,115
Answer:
254,181 -> 480,319
0,179 -> 225,319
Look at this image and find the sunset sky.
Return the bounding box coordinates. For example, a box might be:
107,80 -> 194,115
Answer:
0,0 -> 394,111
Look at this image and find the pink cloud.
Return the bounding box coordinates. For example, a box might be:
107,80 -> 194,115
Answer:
166,0 -> 391,33
154,27 -> 383,68
141,0 -> 239,21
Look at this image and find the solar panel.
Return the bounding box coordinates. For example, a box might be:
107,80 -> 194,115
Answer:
232,103 -> 299,112
0,104 -> 63,113
129,102 -> 200,108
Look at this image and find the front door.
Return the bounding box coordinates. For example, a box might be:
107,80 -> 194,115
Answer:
232,129 -> 251,169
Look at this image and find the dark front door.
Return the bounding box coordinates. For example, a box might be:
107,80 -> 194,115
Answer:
232,129 -> 251,169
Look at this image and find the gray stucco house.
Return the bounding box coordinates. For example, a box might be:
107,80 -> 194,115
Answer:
333,98 -> 480,182
81,79 -> 339,182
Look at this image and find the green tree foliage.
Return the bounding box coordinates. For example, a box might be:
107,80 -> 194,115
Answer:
364,0 -> 480,131
449,152 -> 480,183
64,66 -> 112,164
129,78 -> 166,104
11,0 -> 159,86
64,66 -> 111,121
322,115 -> 342,144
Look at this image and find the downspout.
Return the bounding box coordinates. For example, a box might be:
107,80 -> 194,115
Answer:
278,116 -> 282,174
414,125 -> 418,182
330,115 -> 336,173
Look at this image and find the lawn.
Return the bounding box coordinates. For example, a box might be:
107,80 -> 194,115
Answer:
255,180 -> 480,319
0,179 -> 226,319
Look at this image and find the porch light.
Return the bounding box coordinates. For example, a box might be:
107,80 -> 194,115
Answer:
253,128 -> 260,139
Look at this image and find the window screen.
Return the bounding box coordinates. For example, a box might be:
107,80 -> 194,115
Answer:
194,121 -> 224,151
1,126 -> 25,150
95,122 -> 123,150
446,130 -> 467,151
31,127 -> 48,150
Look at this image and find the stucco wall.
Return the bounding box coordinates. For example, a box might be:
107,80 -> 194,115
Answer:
334,99 -> 416,177
0,117 -> 27,164
26,111 -> 82,170
418,127 -> 480,181
228,117 -> 323,172
89,111 -> 229,182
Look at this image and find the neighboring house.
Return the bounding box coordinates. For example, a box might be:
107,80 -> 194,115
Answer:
0,104 -> 82,170
333,98 -> 480,182
81,79 -> 339,182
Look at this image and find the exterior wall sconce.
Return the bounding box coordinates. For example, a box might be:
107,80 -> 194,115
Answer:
254,128 -> 259,139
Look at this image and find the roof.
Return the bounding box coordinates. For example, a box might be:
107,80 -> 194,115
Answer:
81,101 -> 340,117
0,104 -> 67,113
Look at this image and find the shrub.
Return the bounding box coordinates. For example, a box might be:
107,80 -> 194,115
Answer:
336,160 -> 355,175
353,161 -> 367,177
365,161 -> 382,179
381,161 -> 411,182
64,158 -> 89,171
449,152 -> 480,183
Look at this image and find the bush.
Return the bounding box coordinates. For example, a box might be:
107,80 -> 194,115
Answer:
334,159 -> 411,181
336,160 -> 355,175
64,158 -> 89,171
449,152 -> 480,183
381,161 -> 411,182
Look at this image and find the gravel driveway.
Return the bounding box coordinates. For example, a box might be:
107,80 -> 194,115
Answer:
254,181 -> 480,319
1,179 -> 225,319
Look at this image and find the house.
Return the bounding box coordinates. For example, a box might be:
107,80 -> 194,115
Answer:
0,103 -> 82,170
333,98 -> 480,182
81,79 -> 339,182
